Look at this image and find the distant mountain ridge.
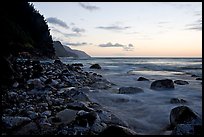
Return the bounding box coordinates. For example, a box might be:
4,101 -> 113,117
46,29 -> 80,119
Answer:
53,41 -> 91,58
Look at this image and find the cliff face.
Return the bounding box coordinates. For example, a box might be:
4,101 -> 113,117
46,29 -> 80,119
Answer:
53,41 -> 78,57
0,2 -> 56,90
1,2 -> 55,58
53,41 -> 91,58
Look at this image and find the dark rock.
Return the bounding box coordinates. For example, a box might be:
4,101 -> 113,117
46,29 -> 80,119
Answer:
67,101 -> 94,112
76,111 -> 99,126
196,77 -> 202,80
137,77 -> 149,81
99,125 -> 137,135
191,74 -> 198,77
118,87 -> 144,94
150,79 -> 174,90
54,59 -> 63,64
90,64 -> 101,69
170,106 -> 202,127
171,124 -> 202,135
56,109 -> 78,124
174,80 -> 189,85
170,98 -> 187,104
27,111 -> 39,120
71,63 -> 83,67
13,122 -> 40,135
2,116 -> 31,129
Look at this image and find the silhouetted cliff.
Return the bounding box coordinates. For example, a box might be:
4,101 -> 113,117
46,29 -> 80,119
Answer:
1,2 -> 56,90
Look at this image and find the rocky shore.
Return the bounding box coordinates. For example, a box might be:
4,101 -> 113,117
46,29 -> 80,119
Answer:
2,59 -> 202,135
2,59 -> 137,135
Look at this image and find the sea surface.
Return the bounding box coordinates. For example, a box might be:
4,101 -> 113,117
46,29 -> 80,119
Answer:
60,57 -> 202,135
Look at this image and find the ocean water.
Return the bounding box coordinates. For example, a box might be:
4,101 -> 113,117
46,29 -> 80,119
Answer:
60,57 -> 202,135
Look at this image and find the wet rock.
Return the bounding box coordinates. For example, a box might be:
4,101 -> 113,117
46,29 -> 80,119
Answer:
67,101 -> 94,112
14,122 -> 40,135
27,78 -> 44,89
41,111 -> 52,117
71,63 -> 83,67
118,87 -> 144,94
76,111 -> 99,126
90,64 -> 101,69
137,77 -> 149,81
27,111 -> 39,119
196,77 -> 202,80
71,91 -> 90,102
170,106 -> 202,127
170,98 -> 187,104
98,111 -> 127,127
54,59 -> 63,64
171,124 -> 202,135
150,79 -> 174,90
2,116 -> 31,129
91,122 -> 107,134
56,109 -> 78,124
91,81 -> 112,89
191,74 -> 198,77
174,80 -> 189,85
12,82 -> 19,88
99,125 -> 137,135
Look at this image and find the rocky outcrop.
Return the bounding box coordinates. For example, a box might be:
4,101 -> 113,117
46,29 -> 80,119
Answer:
150,79 -> 174,90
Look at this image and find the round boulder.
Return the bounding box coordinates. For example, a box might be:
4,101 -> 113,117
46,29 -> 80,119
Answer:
90,64 -> 101,69
174,80 -> 189,85
150,79 -> 174,90
170,106 -> 202,127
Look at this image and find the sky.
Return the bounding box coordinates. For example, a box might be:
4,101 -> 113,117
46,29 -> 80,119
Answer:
32,2 -> 202,57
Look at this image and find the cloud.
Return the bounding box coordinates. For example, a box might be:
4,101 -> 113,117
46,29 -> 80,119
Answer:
185,18 -> 202,31
78,2 -> 99,11
72,27 -> 85,33
96,25 -> 131,31
46,17 -> 69,29
98,42 -> 134,51
63,42 -> 87,46
51,28 -> 81,37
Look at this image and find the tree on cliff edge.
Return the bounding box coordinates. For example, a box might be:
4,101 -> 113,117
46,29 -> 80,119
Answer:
0,2 -> 56,90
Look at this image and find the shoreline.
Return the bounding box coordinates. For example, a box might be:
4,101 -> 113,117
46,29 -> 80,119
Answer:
2,58 -> 202,135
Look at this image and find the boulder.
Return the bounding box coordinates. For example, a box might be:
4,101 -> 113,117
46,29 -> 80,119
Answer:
99,125 -> 137,135
14,122 -> 40,135
150,79 -> 174,90
56,109 -> 78,124
170,106 -> 202,127
90,64 -> 101,69
54,59 -> 63,64
2,116 -> 31,129
137,77 -> 149,81
174,80 -> 189,85
196,77 -> 202,80
118,87 -> 144,94
171,124 -> 202,135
